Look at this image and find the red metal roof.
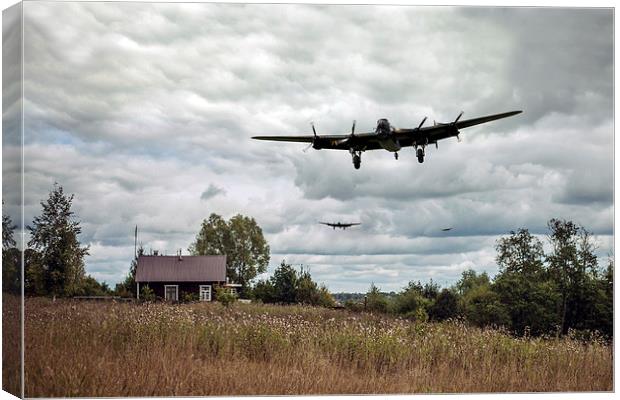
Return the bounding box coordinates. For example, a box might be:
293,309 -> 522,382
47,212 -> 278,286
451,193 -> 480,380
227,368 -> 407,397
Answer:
135,255 -> 226,282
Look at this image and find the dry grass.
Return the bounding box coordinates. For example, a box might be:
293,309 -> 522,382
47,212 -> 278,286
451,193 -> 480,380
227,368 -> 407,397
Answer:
2,294 -> 21,397
22,297 -> 612,397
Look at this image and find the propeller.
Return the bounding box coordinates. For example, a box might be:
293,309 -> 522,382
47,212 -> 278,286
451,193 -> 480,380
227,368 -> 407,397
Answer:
452,111 -> 464,142
453,111 -> 464,124
303,122 -> 319,152
417,116 -> 427,130
334,120 -> 357,146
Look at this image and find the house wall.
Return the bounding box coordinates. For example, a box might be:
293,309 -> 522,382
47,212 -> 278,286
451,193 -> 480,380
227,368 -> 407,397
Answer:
139,281 -> 224,301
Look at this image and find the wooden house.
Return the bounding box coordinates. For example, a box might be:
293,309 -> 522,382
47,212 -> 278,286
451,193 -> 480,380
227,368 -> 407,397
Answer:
135,254 -> 239,301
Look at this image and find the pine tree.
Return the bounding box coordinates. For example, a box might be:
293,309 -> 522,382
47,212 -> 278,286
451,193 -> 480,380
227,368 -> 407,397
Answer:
27,184 -> 89,297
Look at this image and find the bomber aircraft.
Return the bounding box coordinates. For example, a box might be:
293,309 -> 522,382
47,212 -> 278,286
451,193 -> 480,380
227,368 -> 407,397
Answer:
253,110 -> 522,169
319,221 -> 361,230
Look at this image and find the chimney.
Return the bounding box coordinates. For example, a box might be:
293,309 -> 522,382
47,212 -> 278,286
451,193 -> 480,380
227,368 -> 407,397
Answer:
178,248 -> 183,261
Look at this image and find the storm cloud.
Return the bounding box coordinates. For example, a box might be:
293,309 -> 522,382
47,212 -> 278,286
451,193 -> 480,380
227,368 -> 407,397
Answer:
7,3 -> 613,291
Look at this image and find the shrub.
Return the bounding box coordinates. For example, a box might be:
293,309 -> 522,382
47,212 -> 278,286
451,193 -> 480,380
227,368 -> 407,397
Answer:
429,289 -> 460,321
181,291 -> 199,303
215,286 -> 237,307
366,284 -> 388,313
391,287 -> 429,316
251,279 -> 276,303
344,300 -> 364,312
316,284 -> 336,308
403,307 -> 429,322
140,285 -> 156,302
463,285 -> 510,328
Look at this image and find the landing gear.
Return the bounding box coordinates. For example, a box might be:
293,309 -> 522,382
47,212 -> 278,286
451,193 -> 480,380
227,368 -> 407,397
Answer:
350,149 -> 362,169
416,147 -> 425,163
394,152 -> 399,160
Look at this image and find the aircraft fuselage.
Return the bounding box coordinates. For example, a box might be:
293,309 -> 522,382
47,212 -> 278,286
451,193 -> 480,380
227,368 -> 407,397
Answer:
375,119 -> 401,152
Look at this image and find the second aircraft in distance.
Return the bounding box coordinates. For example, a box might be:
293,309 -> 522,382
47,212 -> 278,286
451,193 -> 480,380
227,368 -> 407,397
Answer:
253,110 -> 522,169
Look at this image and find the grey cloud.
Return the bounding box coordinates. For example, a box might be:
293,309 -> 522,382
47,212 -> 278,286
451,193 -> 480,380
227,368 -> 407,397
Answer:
13,4 -> 613,288
201,184 -> 225,201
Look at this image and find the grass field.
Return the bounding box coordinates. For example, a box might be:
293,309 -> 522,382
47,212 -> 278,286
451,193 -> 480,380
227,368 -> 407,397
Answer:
20,297 -> 612,397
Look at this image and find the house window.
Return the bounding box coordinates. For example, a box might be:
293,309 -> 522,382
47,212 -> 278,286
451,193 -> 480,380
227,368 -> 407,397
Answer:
164,285 -> 178,301
199,285 -> 212,302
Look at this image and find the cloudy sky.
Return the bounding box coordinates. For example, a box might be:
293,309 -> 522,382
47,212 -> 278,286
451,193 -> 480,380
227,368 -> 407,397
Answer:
4,3 -> 613,292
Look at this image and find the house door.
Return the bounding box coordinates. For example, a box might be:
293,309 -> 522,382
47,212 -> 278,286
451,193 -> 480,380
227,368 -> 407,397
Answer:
165,285 -> 178,301
199,285 -> 212,301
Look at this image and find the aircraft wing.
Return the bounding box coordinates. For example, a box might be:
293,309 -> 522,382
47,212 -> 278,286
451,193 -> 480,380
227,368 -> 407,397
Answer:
252,110 -> 521,151
318,222 -> 334,226
252,132 -> 381,150
452,110 -> 522,130
253,135 -> 315,143
395,110 -> 522,144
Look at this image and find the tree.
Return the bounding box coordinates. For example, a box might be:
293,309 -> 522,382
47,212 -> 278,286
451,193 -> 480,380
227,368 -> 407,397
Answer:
316,284 -> 336,308
252,262 -> 335,307
190,213 -> 270,293
251,279 -> 276,303
422,279 -> 440,300
493,273 -> 560,335
391,281 -> 429,317
296,268 -> 320,305
546,219 -> 599,334
24,248 -> 46,295
116,245 -> 144,296
595,256 -> 614,337
366,283 -> 388,313
2,207 -> 20,294
496,229 -> 545,277
2,204 -> 17,250
27,184 -> 90,297
494,229 -> 559,335
77,275 -> 112,296
463,285 -> 510,328
428,289 -> 460,321
455,269 -> 490,297
271,261 -> 298,303
453,269 -> 509,327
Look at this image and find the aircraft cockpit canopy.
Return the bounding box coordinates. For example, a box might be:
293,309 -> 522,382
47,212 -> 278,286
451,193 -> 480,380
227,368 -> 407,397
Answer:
376,118 -> 390,133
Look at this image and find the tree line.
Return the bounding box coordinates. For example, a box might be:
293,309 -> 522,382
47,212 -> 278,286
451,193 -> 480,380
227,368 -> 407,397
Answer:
348,222 -> 613,338
2,185 -> 613,340
251,261 -> 335,307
